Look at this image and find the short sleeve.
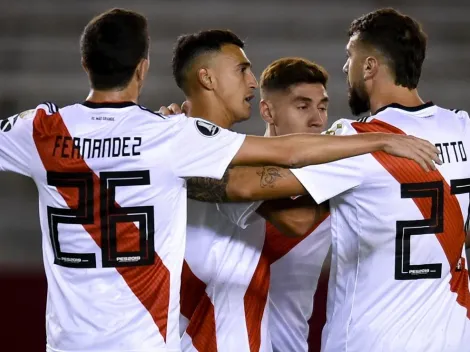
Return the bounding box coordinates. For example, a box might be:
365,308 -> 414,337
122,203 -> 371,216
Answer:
454,109 -> 469,121
0,109 -> 35,176
290,119 -> 365,204
170,117 -> 245,179
216,201 -> 263,229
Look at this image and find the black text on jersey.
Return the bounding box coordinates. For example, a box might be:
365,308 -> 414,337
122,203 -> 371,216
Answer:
53,136 -> 142,159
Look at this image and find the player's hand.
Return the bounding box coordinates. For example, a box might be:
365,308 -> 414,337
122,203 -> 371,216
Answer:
158,103 -> 183,115
181,101 -> 192,116
381,134 -> 442,172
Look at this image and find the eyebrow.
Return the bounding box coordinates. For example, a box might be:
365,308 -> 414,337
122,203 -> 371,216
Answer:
292,96 -> 329,104
292,96 -> 312,103
238,61 -> 251,69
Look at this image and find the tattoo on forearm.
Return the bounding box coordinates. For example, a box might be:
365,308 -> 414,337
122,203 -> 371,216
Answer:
187,171 -> 229,203
257,167 -> 284,188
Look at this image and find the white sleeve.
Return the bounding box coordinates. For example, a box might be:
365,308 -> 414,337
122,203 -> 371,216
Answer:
290,118 -> 365,204
170,117 -> 246,179
216,201 -> 263,229
454,109 -> 469,120
0,109 -> 35,176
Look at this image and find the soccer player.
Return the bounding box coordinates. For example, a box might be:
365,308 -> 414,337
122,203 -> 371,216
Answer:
171,30 -> 280,352
180,58 -> 333,352
258,58 -> 331,352
173,54 -> 333,352
186,9 -> 470,352
306,10 -> 470,351
0,9 -> 440,352
166,54 -> 332,352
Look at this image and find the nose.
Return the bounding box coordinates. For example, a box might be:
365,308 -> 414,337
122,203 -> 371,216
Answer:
310,108 -> 327,128
343,61 -> 348,74
249,71 -> 258,89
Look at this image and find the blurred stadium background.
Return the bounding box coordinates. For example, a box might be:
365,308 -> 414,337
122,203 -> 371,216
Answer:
1,0 -> 469,350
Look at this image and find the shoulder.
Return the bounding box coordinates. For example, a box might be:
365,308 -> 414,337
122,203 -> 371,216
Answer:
0,107 -> 39,133
36,101 -> 59,115
136,104 -> 171,120
449,108 -> 469,120
324,118 -> 357,136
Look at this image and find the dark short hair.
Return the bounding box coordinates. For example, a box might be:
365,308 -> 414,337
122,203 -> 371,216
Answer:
80,8 -> 149,90
260,57 -> 328,94
348,8 -> 427,89
172,29 -> 244,93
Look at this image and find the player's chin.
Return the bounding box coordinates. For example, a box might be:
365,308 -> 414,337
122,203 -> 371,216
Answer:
238,106 -> 252,121
237,114 -> 251,123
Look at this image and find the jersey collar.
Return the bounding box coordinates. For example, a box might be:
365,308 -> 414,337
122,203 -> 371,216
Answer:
81,101 -> 136,109
374,101 -> 434,115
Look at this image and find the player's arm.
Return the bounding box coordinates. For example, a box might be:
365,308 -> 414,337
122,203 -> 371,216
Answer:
187,165 -> 305,203
256,196 -> 328,238
0,109 -> 35,176
161,104 -> 440,170
187,131 -> 441,202
173,117 -> 439,204
187,126 -> 440,202
231,132 -> 440,170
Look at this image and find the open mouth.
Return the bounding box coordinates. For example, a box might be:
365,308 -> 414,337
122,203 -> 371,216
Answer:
244,95 -> 254,103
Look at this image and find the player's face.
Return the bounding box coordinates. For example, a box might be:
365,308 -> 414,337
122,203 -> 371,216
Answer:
211,44 -> 258,123
267,83 -> 329,135
343,34 -> 370,116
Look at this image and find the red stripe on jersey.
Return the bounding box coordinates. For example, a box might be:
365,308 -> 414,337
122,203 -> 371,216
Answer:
185,295 -> 217,352
263,214 -> 330,352
263,212 -> 330,264
244,251 -> 270,352
180,260 -> 208,320
32,109 -> 171,339
242,213 -> 331,352
353,119 -> 470,319
180,260 -> 217,351
308,249 -> 330,352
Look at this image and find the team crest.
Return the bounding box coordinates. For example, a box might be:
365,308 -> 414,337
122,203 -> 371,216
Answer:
195,119 -> 220,137
325,123 -> 343,135
0,114 -> 18,132
18,109 -> 34,120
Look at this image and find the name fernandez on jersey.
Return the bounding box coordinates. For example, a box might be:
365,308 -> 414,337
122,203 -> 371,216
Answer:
52,135 -> 142,159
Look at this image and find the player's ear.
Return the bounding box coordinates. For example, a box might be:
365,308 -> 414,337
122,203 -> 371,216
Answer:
81,58 -> 89,75
136,58 -> 149,82
364,56 -> 379,80
197,68 -> 215,91
260,99 -> 274,124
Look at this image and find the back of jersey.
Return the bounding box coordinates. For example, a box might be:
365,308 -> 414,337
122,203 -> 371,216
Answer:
291,103 -> 470,352
349,105 -> 470,352
0,101 -> 245,352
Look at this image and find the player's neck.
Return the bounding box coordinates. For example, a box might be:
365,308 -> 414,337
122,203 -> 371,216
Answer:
369,85 -> 424,115
187,95 -> 234,129
85,88 -> 138,105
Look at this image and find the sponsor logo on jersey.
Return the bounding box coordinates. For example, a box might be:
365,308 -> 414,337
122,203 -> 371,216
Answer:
0,109 -> 35,132
195,119 -> 220,137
